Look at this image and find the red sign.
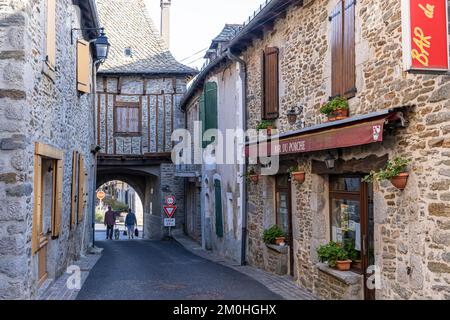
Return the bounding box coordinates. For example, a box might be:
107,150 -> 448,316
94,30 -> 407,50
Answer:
165,196 -> 175,205
403,0 -> 449,71
163,205 -> 177,218
245,119 -> 386,156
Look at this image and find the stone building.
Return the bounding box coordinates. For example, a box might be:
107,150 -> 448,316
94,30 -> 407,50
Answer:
95,0 -> 197,239
180,24 -> 246,262
182,0 -> 450,300
0,0 -> 100,299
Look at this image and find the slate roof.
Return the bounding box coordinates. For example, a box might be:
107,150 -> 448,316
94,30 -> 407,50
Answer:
96,0 -> 197,76
210,24 -> 243,48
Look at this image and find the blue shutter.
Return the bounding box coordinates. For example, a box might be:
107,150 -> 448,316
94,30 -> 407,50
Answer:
214,179 -> 223,238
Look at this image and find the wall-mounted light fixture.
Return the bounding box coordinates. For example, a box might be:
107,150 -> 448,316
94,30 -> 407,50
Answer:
71,27 -> 110,63
287,105 -> 304,125
324,151 -> 336,170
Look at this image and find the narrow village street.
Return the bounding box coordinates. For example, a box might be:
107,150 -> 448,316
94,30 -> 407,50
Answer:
76,236 -> 281,300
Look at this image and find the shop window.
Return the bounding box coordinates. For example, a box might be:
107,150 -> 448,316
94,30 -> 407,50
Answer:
330,0 -> 356,98
261,47 -> 279,119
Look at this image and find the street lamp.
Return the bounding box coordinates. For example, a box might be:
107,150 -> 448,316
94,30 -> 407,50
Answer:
324,151 -> 336,169
287,105 -> 304,125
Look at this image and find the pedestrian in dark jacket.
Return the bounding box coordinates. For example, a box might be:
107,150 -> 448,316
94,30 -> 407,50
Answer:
104,206 -> 116,240
125,208 -> 138,239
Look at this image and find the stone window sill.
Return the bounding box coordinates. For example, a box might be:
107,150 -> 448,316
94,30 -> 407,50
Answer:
266,243 -> 288,254
316,263 -> 362,285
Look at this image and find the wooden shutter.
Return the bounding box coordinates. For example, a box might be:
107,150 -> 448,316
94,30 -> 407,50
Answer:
214,180 -> 223,238
343,0 -> 356,97
199,92 -> 206,147
71,151 -> 79,228
128,107 -> 140,133
46,0 -> 56,71
203,82 -> 218,148
77,40 -> 90,93
262,47 -> 279,119
115,107 -> 128,133
32,155 -> 42,254
114,102 -> 141,134
330,1 -> 344,98
77,155 -> 85,223
52,159 -> 63,238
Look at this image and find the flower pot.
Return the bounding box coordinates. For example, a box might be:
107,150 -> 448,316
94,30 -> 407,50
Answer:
275,237 -> 286,246
291,171 -> 305,183
334,108 -> 349,120
390,172 -> 409,190
336,260 -> 352,271
351,260 -> 362,270
266,126 -> 275,136
249,174 -> 259,183
326,115 -> 336,122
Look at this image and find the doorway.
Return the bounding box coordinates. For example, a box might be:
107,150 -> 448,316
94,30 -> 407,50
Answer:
329,175 -> 375,300
275,175 -> 294,276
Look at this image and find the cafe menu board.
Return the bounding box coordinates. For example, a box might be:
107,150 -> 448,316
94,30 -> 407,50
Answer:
402,0 -> 449,72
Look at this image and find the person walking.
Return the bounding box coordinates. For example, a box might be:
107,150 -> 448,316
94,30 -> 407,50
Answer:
104,206 -> 116,240
125,208 -> 138,240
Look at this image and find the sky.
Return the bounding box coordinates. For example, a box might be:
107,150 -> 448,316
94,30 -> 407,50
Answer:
145,0 -> 265,70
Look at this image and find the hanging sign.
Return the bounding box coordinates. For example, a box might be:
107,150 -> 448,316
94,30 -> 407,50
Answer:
402,0 -> 449,71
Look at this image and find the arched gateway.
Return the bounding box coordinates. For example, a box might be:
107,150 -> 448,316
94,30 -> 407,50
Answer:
94,0 -> 197,239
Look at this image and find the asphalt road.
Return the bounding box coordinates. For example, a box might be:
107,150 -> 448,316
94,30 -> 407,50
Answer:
76,237 -> 282,300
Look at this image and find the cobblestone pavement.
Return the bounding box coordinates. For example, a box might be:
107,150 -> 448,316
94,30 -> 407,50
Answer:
172,232 -> 318,300
38,249 -> 103,300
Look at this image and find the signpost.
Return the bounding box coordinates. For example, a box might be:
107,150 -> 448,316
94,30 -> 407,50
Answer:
164,196 -> 176,236
96,190 -> 106,200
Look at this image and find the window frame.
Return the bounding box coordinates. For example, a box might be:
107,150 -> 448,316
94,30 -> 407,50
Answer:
113,101 -> 142,137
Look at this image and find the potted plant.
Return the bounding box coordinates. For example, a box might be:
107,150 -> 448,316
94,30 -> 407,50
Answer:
288,165 -> 305,183
256,120 -> 276,135
319,97 -> 349,121
344,241 -> 361,269
317,241 -> 352,271
363,156 -> 411,190
244,167 -> 259,183
263,225 -> 287,246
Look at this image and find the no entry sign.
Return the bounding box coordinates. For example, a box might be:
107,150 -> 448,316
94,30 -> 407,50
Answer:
163,205 -> 177,218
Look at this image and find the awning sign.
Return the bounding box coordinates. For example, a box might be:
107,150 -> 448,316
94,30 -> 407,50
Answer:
246,118 -> 387,157
402,0 -> 449,71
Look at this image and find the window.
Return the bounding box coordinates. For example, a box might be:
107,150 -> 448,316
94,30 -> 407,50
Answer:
45,0 -> 56,71
200,82 -> 218,148
32,143 -> 64,256
77,39 -> 91,93
214,179 -> 223,238
124,47 -> 133,57
261,47 -> 279,120
330,0 -> 356,98
114,101 -> 142,136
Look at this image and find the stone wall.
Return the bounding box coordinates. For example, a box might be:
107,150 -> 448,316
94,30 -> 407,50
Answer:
243,0 -> 450,299
0,0 -> 97,299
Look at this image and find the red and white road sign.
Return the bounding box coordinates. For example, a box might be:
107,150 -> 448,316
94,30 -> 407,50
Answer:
165,195 -> 175,205
163,205 -> 177,218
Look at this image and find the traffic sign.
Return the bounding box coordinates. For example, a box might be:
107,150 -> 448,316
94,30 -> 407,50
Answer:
164,218 -> 175,227
165,195 -> 175,205
96,191 -> 106,200
163,205 -> 177,218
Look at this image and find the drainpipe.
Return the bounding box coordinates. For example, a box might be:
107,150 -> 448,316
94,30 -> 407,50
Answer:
226,49 -> 247,266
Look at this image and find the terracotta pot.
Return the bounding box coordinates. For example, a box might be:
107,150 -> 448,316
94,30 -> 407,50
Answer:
326,115 -> 337,122
334,108 -> 349,120
249,174 -> 259,183
336,260 -> 352,271
266,126 -> 275,136
275,237 -> 286,246
291,171 -> 305,183
351,260 -> 362,270
390,172 -> 409,190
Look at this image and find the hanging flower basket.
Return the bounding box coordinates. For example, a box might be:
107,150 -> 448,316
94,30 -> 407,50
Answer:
249,174 -> 259,183
291,171 -> 305,183
390,172 -> 409,190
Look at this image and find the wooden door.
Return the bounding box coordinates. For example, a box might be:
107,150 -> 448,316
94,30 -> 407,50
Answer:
276,175 -> 293,276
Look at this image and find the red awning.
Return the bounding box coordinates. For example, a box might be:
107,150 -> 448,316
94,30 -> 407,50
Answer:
245,110 -> 404,157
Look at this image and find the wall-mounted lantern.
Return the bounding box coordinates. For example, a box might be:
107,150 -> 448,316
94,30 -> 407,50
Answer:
324,151 -> 336,170
287,105 -> 304,125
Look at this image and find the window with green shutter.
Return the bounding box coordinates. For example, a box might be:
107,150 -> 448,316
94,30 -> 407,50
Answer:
199,91 -> 205,146
214,179 -> 223,238
202,82 -> 218,148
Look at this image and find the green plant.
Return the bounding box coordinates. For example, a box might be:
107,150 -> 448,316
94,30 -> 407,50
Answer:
242,167 -> 257,180
319,97 -> 349,115
103,198 -> 129,213
317,241 -> 349,267
95,210 -> 104,224
256,120 -> 274,130
263,225 -> 287,244
343,241 -> 360,261
287,165 -> 301,174
363,156 -> 411,183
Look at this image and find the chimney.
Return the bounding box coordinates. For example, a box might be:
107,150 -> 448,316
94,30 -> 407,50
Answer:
160,0 -> 171,48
